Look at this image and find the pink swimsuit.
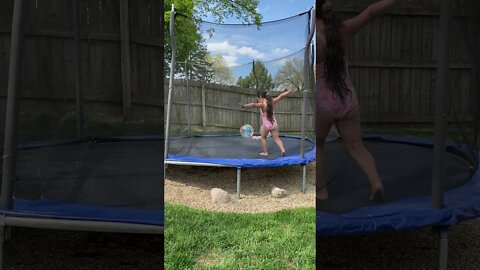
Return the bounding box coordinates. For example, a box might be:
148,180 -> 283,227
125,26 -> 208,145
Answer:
262,111 -> 277,130
316,36 -> 358,119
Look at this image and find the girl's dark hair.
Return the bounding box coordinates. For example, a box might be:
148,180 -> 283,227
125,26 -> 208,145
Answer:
316,0 -> 325,17
260,91 -> 274,124
316,0 -> 350,102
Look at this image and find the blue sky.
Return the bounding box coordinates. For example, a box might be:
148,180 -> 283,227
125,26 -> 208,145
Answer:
198,0 -> 314,81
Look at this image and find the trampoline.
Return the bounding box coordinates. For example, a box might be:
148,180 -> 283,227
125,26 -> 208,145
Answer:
166,135 -> 316,198
164,7 -> 317,199
316,135 -> 480,236
166,135 -> 315,167
0,137 -> 164,232
1,1 -> 164,268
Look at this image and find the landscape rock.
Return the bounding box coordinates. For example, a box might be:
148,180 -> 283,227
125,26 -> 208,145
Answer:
272,187 -> 287,198
211,188 -> 230,203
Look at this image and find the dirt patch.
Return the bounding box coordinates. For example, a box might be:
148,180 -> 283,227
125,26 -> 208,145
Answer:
197,251 -> 225,267
165,163 -> 316,213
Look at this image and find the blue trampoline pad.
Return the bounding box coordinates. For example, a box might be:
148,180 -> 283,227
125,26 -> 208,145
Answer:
0,199 -> 163,226
3,137 -> 164,226
317,135 -> 480,236
166,135 -> 316,167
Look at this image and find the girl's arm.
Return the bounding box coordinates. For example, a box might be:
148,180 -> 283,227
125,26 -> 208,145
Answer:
343,0 -> 396,35
273,88 -> 294,104
241,102 -> 265,109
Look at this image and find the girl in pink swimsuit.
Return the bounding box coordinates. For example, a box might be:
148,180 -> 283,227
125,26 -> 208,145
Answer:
316,0 -> 396,201
242,88 -> 294,156
316,47 -> 358,119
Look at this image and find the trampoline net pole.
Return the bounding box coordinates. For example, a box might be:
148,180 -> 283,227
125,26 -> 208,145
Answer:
165,4 -> 176,161
186,57 -> 191,134
300,7 -> 315,158
300,90 -> 307,157
1,0 -> 26,210
432,0 -> 452,209
252,60 -> 262,133
311,42 -> 315,135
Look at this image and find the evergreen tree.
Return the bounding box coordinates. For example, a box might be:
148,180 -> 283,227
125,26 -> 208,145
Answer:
237,61 -> 274,91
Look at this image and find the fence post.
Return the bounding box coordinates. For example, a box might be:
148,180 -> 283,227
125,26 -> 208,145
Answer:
185,59 -> 191,132
120,0 -> 132,120
202,83 -> 206,128
73,0 -> 84,139
167,82 -> 314,132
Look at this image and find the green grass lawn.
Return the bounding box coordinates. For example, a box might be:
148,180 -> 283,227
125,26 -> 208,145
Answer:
164,203 -> 315,270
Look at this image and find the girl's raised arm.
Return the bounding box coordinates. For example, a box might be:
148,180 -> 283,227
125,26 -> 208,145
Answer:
273,88 -> 294,104
241,102 -> 265,109
343,0 -> 396,35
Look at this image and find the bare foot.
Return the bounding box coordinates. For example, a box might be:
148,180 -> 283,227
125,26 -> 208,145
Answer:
317,188 -> 329,200
370,186 -> 384,201
281,151 -> 286,157
259,152 -> 268,156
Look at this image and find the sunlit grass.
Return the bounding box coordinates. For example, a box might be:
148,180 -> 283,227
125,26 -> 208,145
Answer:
164,203 -> 315,270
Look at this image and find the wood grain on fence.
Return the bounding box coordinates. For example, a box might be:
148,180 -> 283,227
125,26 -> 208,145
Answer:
0,0 -> 163,136
165,80 -> 315,133
0,0 -> 479,137
336,0 -> 479,126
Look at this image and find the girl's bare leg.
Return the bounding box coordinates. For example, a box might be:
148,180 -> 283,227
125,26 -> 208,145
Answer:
335,109 -> 384,201
260,125 -> 269,156
316,113 -> 335,200
270,128 -> 286,155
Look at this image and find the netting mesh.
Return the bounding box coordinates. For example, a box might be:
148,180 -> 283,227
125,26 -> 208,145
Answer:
0,1 -> 164,220
315,1 -> 480,221
167,11 -> 315,148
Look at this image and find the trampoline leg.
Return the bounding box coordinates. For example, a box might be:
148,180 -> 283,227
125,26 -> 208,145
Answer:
236,167 -> 241,199
438,227 -> 449,270
4,227 -> 10,241
0,218 -> 5,270
301,165 -> 306,193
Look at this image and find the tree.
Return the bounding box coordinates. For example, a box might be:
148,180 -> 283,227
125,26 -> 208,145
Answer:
207,55 -> 234,85
274,58 -> 305,92
184,42 -> 215,82
195,0 -> 261,25
237,61 -> 274,91
164,0 -> 200,78
163,0 -> 261,79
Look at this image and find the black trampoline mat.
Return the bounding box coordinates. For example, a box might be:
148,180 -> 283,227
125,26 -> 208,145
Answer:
15,140 -> 164,210
169,136 -> 315,160
317,140 -> 474,214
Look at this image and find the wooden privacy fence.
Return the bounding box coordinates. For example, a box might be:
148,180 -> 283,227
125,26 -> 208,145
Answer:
334,0 -> 480,126
0,0 -> 163,137
0,0 -> 478,136
166,80 -> 315,134
165,0 -> 480,132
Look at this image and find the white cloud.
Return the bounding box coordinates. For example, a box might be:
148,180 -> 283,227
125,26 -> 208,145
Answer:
206,41 -> 266,66
206,41 -> 236,55
223,55 -> 239,67
237,46 -> 265,59
271,48 -> 291,57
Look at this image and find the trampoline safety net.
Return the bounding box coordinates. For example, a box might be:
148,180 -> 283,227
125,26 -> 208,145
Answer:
0,0 -> 164,226
165,8 -> 316,164
316,1 -> 480,236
